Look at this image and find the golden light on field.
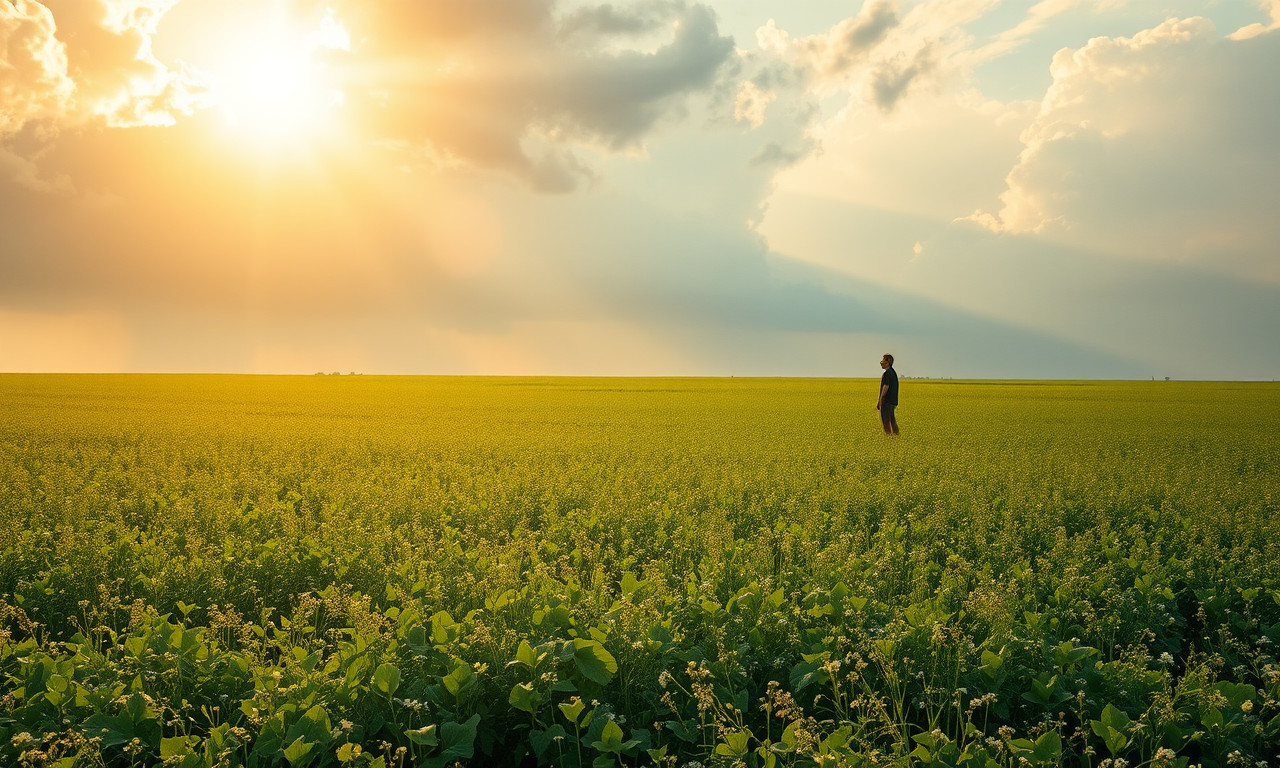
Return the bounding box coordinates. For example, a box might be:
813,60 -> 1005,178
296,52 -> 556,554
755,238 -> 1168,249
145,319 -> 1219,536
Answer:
204,10 -> 351,148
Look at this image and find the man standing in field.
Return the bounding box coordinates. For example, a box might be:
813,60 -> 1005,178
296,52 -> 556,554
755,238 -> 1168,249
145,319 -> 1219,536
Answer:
877,354 -> 899,435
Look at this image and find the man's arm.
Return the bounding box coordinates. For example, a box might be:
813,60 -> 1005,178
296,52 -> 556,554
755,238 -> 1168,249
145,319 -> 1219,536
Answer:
877,384 -> 888,410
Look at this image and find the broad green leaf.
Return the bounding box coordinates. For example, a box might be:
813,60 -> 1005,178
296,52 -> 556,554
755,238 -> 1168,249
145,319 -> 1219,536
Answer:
621,572 -> 648,597
531,725 -> 567,758
443,662 -> 476,698
373,663 -> 400,697
779,721 -> 800,749
283,736 -> 315,767
592,720 -> 625,752
509,681 -> 540,714
715,729 -> 751,758
430,611 -> 457,644
1214,681 -> 1256,712
1101,703 -> 1131,732
1034,730 -> 1063,761
161,735 -> 195,758
559,698 -> 586,725
437,714 -> 481,761
822,725 -> 852,752
551,679 -> 578,693
789,659 -> 826,693
647,624 -> 673,645
126,692 -> 153,724
512,639 -> 537,668
571,639 -> 617,685
286,705 -> 332,750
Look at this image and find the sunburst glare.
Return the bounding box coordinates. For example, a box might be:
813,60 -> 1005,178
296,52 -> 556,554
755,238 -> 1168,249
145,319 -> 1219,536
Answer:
206,9 -> 350,148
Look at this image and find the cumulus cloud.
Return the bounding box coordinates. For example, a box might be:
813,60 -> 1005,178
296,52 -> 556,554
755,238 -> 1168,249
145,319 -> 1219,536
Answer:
1,0 -> 205,194
1230,0 -> 1280,40
733,80 -> 774,128
867,42 -> 938,110
757,0 -> 899,82
0,0 -> 74,134
43,0 -> 198,126
10,0 -> 1274,377
967,17 -> 1280,282
543,7 -> 733,147
756,0 -> 997,112
1,0 -> 202,137
322,0 -> 733,191
2,1 -> 734,192
0,8 -> 844,370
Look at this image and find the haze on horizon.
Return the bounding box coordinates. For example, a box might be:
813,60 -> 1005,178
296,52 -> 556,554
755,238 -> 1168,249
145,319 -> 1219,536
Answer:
2,0 -> 1279,381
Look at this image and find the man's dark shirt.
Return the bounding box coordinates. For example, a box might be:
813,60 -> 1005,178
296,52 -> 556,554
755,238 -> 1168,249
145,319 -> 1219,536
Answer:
881,367 -> 899,406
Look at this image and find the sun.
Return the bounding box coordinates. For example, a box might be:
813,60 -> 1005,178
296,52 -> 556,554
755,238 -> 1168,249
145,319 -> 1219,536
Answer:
205,11 -> 350,148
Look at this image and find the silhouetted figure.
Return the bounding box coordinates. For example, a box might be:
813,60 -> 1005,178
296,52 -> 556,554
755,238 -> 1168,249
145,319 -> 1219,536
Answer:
877,354 -> 899,435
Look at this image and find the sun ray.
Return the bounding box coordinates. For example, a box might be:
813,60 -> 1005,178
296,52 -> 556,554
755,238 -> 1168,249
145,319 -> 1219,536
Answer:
202,8 -> 351,150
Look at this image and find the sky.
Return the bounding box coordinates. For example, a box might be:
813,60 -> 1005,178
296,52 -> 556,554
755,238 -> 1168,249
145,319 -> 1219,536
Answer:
2,0 -> 1278,379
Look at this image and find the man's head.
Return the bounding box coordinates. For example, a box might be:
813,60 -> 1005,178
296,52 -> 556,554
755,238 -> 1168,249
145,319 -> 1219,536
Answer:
881,354 -> 894,369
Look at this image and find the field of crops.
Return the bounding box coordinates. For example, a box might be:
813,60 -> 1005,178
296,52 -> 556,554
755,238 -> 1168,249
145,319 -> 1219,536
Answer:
2,374 -> 1278,768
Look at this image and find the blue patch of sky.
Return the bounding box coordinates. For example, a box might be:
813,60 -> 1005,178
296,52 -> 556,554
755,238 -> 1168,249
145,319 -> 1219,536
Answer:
709,0 -> 853,47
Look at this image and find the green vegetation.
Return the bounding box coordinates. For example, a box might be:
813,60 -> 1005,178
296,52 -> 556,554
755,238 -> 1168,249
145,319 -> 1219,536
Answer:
2,374 -> 1278,767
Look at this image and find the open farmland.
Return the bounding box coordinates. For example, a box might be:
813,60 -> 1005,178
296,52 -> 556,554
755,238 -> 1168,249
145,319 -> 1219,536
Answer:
1,374 -> 1278,767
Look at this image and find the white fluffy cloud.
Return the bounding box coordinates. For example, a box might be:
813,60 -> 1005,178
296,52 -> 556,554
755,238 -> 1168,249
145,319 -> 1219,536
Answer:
970,17 -> 1280,282
758,0 -> 1006,111
756,0 -> 899,83
0,1 -> 202,139
1230,0 -> 1280,39
756,5 -> 1280,378
0,1 -> 73,134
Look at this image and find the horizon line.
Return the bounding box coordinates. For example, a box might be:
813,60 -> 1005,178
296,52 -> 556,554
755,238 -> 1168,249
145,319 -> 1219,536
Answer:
2,372 -> 1278,384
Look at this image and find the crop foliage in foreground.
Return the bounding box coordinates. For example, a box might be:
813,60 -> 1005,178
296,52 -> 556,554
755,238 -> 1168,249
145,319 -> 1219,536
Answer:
1,375 -> 1278,767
